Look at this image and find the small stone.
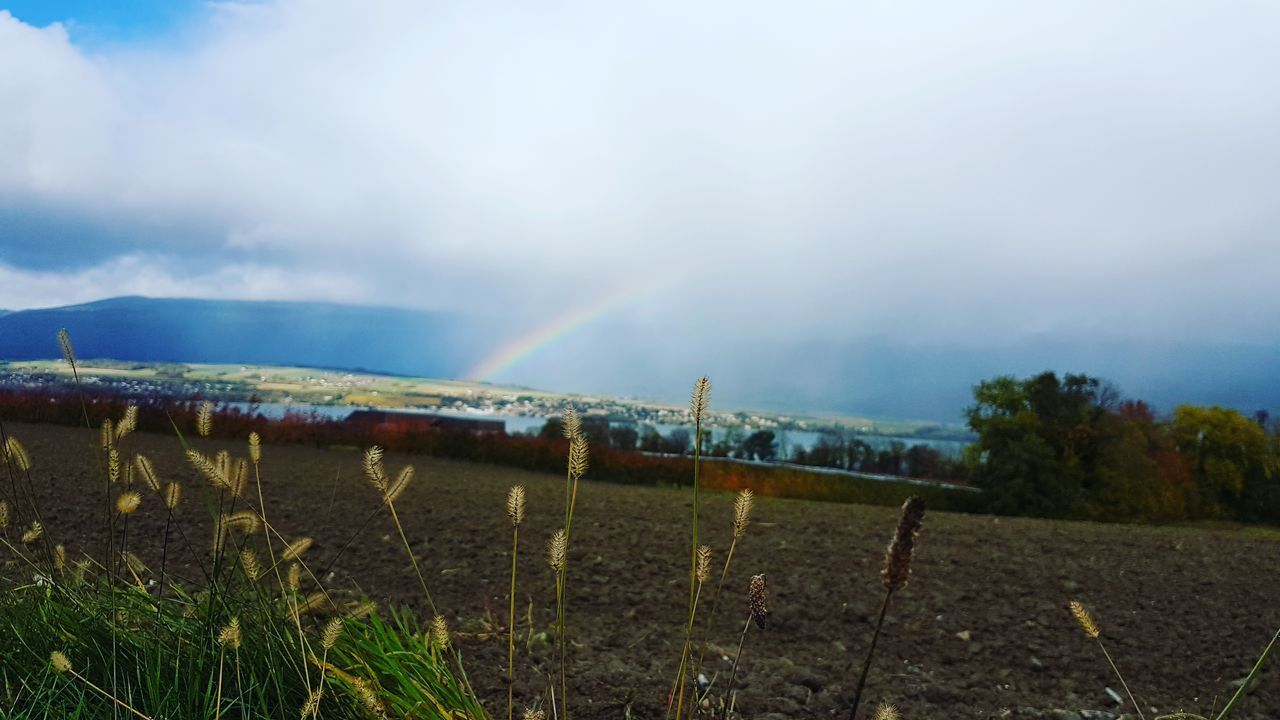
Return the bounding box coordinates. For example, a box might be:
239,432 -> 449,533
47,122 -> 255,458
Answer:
956,630 -> 972,641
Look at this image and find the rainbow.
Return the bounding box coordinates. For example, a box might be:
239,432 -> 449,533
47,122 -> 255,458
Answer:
465,273 -> 675,382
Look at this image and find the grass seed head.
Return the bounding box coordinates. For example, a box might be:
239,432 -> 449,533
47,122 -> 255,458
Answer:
690,375 -> 711,422
6,436 -> 31,472
116,491 -> 141,515
547,528 -> 567,571
568,435 -> 589,480
57,328 -> 76,367
561,407 -> 582,440
232,459 -> 249,497
240,548 -> 261,581
0,500 -> 8,530
874,702 -> 900,720
118,405 -> 138,439
363,446 -> 387,490
697,545 -> 712,583
22,521 -> 43,544
748,573 -> 769,629
322,617 -> 344,649
134,454 -> 160,493
196,400 -> 213,437
223,510 -> 260,534
733,489 -> 754,538
287,562 -> 301,593
248,432 -> 261,464
108,449 -> 121,484
352,677 -> 386,716
218,617 -> 242,649
524,710 -> 546,720
506,484 -> 526,527
347,601 -> 378,619
300,688 -> 323,718
54,544 -> 66,571
50,651 -> 72,674
101,419 -> 114,450
429,614 -> 450,651
882,496 -> 926,592
1069,600 -> 1100,638
187,449 -> 228,489
384,465 -> 413,504
282,536 -> 314,561
163,482 -> 182,510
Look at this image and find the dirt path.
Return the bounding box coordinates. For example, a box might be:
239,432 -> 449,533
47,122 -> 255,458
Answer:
6,422 -> 1278,719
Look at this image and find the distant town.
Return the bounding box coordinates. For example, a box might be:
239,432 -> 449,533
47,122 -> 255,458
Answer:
0,359 -> 975,453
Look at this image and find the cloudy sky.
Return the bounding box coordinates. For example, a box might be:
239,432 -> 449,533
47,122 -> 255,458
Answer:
2,1 -> 1280,371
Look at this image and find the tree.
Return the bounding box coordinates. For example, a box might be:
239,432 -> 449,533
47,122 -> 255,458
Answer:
742,430 -> 777,462
664,429 -> 692,455
609,425 -> 639,452
966,372 -> 1111,517
639,425 -> 664,453
1170,405 -> 1274,519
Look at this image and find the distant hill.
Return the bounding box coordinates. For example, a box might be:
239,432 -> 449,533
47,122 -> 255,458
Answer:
0,296 -> 502,379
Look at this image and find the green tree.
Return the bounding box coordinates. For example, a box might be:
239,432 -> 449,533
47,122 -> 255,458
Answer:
1170,404 -> 1275,518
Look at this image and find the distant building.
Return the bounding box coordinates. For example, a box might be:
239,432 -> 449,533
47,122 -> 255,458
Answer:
345,410 -> 504,434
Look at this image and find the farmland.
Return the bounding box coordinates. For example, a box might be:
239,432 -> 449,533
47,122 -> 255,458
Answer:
5,421 -> 1277,719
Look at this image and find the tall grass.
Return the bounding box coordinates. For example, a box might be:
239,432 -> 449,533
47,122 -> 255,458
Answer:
0,382 -> 485,719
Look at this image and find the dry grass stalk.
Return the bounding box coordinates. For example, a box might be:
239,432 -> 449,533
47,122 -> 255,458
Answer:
507,485 -> 526,527
849,497 -> 926,720
1068,601 -> 1145,720
507,485 -> 526,720
50,650 -> 152,720
672,376 -> 711,720
723,573 -> 767,719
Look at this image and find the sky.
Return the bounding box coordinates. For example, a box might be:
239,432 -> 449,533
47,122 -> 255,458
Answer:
2,1 -> 1280,411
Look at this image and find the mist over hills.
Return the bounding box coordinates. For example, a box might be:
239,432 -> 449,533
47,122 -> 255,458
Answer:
0,297 -> 1277,424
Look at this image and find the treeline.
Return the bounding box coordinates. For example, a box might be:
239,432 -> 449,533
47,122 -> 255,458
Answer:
0,388 -> 975,514
538,416 -> 965,480
966,371 -> 1280,523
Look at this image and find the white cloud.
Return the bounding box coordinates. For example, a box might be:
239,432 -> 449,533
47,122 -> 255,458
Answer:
2,2 -> 1280,343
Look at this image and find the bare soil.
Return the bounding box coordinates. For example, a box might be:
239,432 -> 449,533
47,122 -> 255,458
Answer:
6,422 -> 1278,719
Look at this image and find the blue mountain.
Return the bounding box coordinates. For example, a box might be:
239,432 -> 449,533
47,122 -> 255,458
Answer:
0,296 -> 500,379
